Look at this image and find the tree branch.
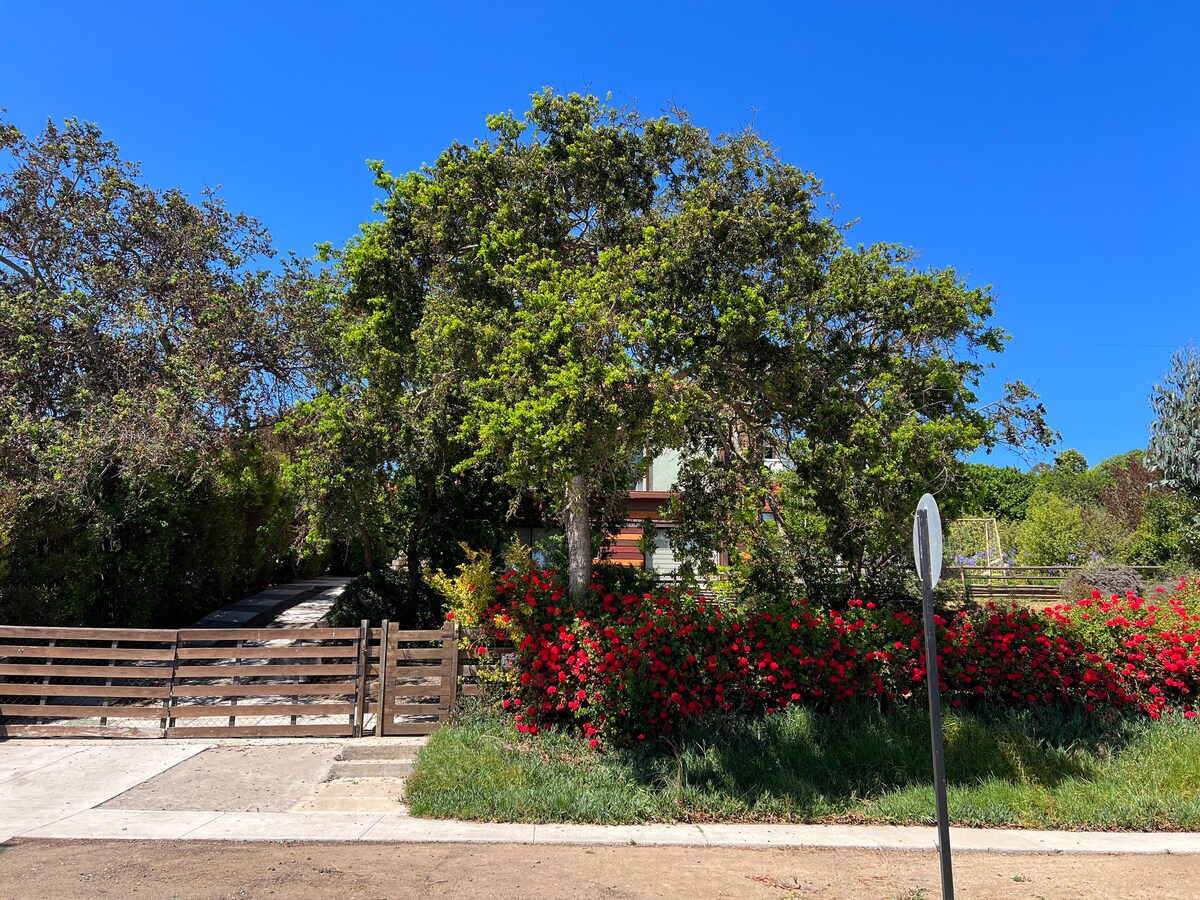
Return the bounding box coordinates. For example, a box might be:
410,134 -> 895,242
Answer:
0,251 -> 33,283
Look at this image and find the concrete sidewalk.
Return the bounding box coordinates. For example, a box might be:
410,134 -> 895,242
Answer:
1,742 -> 208,840
3,739 -> 1200,854
11,810 -> 1200,854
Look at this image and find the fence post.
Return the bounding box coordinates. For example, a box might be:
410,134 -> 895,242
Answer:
444,620 -> 460,719
374,619 -> 391,738
99,639 -> 118,726
353,619 -> 369,738
161,630 -> 180,738
37,639 -> 55,723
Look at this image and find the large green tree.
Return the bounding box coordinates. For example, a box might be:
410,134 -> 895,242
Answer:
346,93 -> 694,598
0,115 -> 319,623
281,215 -> 523,618
0,115 -> 320,503
347,90 -> 1053,601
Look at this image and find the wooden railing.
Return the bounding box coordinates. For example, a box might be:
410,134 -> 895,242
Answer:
948,565 -> 1170,603
0,621 -> 480,740
0,626 -> 177,739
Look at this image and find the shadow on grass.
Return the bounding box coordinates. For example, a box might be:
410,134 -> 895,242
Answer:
409,700 -> 1179,825
615,704 -> 1138,815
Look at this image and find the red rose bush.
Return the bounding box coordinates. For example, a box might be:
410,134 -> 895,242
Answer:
470,569 -> 1200,745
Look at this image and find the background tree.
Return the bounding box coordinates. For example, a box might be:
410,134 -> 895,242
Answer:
638,136 -> 1056,597
954,448 -> 1198,572
1054,449 -> 1089,474
351,93 -> 695,599
1149,347 -> 1200,500
283,210 -> 522,622
0,114 -> 320,624
959,462 -> 1039,521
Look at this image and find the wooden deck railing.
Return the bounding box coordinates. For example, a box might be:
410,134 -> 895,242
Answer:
948,565 -> 1169,603
0,621 -> 480,740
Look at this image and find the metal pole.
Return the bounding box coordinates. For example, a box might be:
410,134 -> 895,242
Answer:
918,507 -> 955,900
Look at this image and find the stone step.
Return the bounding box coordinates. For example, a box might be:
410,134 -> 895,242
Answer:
337,740 -> 427,761
292,777 -> 408,813
328,759 -> 414,779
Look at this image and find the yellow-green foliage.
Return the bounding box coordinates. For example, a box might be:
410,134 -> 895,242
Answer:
430,541 -> 543,693
1018,494 -> 1088,565
430,543 -> 497,637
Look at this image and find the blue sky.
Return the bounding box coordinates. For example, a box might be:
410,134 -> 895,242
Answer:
3,1 -> 1197,469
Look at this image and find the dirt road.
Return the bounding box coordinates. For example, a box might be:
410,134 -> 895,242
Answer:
0,839 -> 1194,899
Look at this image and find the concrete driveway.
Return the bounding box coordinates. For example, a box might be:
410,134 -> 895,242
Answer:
0,742 -> 208,841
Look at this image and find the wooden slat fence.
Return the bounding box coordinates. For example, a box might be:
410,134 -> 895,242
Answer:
1,621 -> 487,740
366,621 -> 458,737
950,565 -> 1170,603
456,630 -> 513,701
165,627 -> 362,739
0,626 -> 176,739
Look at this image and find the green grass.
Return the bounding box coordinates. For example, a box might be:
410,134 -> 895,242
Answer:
405,703 -> 1200,829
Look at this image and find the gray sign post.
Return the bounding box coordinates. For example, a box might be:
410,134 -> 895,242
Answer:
913,493 -> 954,900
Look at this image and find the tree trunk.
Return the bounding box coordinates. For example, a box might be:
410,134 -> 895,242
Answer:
358,528 -> 375,571
564,473 -> 591,601
406,537 -> 425,619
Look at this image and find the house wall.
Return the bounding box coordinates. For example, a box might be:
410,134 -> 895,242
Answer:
603,491 -> 671,568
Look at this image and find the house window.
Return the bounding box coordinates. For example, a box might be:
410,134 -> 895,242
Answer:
630,447 -> 683,493
764,453 -> 794,472
508,527 -> 561,565
628,452 -> 647,491
643,526 -> 721,576
649,447 -> 682,491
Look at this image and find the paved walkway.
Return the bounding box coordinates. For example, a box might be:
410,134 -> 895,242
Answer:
2,739 -> 1199,853
189,575 -> 352,629
12,809 -> 1200,853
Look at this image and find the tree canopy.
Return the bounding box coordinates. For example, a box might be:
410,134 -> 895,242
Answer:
344,90 -> 1053,600
0,115 -> 321,506
0,114 -> 320,624
0,95 -> 1067,624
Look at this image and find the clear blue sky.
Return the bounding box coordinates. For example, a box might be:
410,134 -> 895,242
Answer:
3,1 -> 1197,469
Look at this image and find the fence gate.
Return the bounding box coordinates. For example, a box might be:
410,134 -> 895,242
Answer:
166,627 -> 363,739
368,621 -> 459,736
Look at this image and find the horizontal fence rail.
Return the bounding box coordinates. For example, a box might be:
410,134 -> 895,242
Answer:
367,621 -> 458,737
947,565 -> 1171,603
0,626 -> 177,739
0,621 -> 484,740
165,627 -> 363,739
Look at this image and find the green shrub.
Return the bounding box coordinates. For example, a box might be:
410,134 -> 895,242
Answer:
1016,493 -> 1088,565
1120,490 -> 1200,568
0,445 -> 306,627
327,568 -> 443,628
431,544 -> 500,633
960,463 -> 1039,521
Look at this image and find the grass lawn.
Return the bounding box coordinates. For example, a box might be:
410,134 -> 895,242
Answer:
406,704 -> 1200,829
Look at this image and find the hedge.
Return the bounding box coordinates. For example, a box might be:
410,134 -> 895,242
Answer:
466,570 -> 1200,746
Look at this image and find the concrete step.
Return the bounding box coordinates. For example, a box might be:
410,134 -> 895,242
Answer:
337,740 -> 426,761
292,777 -> 408,813
328,759 -> 414,779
